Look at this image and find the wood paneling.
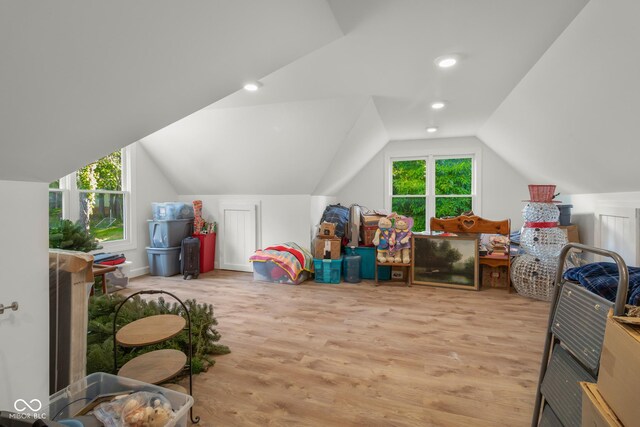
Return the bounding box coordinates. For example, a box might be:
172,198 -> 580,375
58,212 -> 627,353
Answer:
124,270 -> 549,426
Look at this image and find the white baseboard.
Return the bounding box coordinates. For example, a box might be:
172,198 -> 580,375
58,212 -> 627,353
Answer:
130,266 -> 149,278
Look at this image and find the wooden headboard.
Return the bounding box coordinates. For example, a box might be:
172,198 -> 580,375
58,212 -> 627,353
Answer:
430,214 -> 510,235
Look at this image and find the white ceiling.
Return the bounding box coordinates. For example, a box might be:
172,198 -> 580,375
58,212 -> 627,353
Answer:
210,0 -> 588,140
2,0 -> 600,197
478,0 -> 640,195
141,0 -> 588,195
0,0 -> 341,182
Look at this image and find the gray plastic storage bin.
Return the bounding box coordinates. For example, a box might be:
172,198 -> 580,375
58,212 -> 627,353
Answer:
147,246 -> 181,276
47,372 -> 193,427
148,219 -> 193,248
152,202 -> 194,220
558,204 -> 573,226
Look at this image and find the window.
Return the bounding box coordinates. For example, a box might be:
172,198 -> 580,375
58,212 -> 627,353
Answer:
389,155 -> 476,232
49,180 -> 63,227
49,145 -> 135,250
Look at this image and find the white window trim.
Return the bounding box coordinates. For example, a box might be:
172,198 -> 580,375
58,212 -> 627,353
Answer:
384,147 -> 482,232
51,145 -> 137,252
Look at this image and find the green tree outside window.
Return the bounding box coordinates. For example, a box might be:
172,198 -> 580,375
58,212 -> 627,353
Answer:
391,157 -> 473,231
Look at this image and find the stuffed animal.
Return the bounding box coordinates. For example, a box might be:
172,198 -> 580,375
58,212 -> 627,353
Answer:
372,216 -> 395,263
122,394 -> 173,427
390,214 -> 413,264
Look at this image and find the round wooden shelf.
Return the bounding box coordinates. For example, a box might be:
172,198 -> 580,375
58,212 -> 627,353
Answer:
116,314 -> 186,347
118,349 -> 187,384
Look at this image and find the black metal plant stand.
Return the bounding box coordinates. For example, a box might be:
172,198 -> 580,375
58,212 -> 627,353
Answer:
113,289 -> 200,424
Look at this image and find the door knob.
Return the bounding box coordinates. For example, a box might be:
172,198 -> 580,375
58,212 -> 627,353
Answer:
0,301 -> 18,315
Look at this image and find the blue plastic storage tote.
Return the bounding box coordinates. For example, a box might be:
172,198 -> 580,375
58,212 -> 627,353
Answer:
148,219 -> 194,248
353,246 -> 391,280
314,257 -> 342,284
146,246 -> 181,276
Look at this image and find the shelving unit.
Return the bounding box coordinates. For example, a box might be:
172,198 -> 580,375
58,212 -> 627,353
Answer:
113,290 -> 200,424
374,260 -> 411,286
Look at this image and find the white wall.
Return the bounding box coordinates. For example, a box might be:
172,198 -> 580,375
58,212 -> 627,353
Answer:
310,195 -> 337,238
122,142 -> 179,277
335,136 -> 530,230
564,191 -> 640,250
313,98 -> 388,195
0,181 -> 49,412
479,0 -> 640,195
178,195 -> 314,266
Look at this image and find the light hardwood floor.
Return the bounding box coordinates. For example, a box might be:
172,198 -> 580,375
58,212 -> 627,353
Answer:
125,270 -> 550,427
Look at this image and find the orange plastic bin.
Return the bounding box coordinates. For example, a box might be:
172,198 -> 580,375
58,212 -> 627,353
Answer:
193,233 -> 215,273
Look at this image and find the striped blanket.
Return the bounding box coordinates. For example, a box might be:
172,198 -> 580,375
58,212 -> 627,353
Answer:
249,242 -> 314,281
563,262 -> 640,305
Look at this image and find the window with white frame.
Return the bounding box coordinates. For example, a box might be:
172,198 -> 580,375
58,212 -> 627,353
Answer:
389,155 -> 476,232
49,145 -> 135,250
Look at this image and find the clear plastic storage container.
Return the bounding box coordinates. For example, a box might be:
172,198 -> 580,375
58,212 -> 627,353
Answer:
47,372 -> 193,427
152,202 -> 195,221
252,260 -> 309,285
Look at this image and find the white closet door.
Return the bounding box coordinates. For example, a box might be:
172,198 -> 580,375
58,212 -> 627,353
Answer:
594,206 -> 640,267
219,202 -> 258,272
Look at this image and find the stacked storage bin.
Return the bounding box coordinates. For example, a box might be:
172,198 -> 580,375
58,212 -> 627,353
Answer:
313,222 -> 343,283
146,202 -> 194,276
314,257 -> 343,284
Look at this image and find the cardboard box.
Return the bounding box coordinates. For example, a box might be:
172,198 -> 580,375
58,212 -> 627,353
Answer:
580,382 -> 623,427
361,213 -> 385,227
314,238 -> 341,260
558,224 -> 580,243
597,313 -> 640,427
361,225 -> 378,247
481,266 -> 508,288
318,222 -> 336,238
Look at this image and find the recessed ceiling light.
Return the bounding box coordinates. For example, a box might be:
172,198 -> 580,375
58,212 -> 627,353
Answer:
426,126 -> 438,133
431,101 -> 446,110
243,81 -> 262,91
435,55 -> 459,68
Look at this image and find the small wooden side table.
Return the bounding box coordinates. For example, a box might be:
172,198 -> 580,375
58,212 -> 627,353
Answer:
91,263 -> 118,295
479,254 -> 512,292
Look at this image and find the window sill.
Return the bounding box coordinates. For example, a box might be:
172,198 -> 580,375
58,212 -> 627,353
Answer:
92,240 -> 136,254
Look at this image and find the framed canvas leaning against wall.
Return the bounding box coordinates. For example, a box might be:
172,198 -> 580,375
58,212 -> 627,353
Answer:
412,235 -> 479,290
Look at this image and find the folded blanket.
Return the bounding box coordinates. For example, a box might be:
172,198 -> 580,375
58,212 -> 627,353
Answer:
563,262 -> 640,305
249,242 -> 314,281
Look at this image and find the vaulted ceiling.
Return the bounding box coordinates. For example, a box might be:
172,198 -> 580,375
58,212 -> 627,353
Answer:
479,0 -> 640,195
4,0 -> 615,197
141,0 -> 587,195
0,0 -> 341,182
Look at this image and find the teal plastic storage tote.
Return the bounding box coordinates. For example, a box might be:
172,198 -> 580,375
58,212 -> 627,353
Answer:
314,257 -> 342,284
